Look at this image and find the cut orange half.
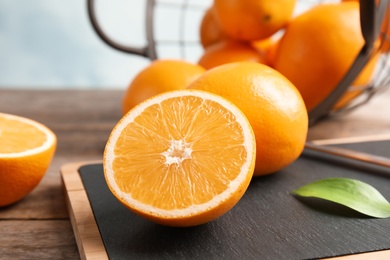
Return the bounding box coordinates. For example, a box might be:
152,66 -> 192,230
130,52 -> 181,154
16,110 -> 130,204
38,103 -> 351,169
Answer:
0,113 -> 56,207
103,89 -> 256,227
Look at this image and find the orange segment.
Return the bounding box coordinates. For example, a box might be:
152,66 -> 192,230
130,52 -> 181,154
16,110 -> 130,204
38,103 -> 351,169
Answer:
104,89 -> 256,227
0,113 -> 56,207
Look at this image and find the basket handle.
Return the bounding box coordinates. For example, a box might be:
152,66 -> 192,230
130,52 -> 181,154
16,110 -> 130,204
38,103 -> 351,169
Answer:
86,0 -> 157,60
308,0 -> 388,125
360,0 -> 387,50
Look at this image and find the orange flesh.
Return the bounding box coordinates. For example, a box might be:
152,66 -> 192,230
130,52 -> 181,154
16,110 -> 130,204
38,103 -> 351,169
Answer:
0,117 -> 47,153
112,96 -> 248,210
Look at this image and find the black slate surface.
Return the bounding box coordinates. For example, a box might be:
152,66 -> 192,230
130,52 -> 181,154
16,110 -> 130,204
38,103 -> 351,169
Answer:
79,140 -> 390,260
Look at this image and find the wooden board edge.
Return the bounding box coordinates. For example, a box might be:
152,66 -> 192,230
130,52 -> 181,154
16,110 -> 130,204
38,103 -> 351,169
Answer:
61,161 -> 95,191
61,161 -> 108,260
323,250 -> 390,260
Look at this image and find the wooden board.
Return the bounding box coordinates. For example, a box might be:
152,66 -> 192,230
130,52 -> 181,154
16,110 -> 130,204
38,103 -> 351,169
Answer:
61,161 -> 108,260
61,136 -> 390,260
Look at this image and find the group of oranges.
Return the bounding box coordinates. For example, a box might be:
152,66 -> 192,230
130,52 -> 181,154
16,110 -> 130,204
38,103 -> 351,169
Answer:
112,0 -> 311,227
106,0 -> 390,227
2,0 -> 389,229
198,0 -> 388,111
108,60 -> 309,226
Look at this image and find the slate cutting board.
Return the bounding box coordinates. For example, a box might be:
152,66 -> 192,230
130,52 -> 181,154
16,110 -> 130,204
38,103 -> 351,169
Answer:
61,137 -> 390,260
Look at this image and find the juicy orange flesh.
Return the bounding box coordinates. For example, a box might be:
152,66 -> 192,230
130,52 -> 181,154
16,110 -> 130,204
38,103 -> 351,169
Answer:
112,96 -> 248,210
0,117 -> 47,153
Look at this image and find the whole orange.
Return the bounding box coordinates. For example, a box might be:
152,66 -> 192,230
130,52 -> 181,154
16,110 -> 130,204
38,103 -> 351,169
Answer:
188,62 -> 308,176
274,2 -> 379,111
122,59 -> 205,114
198,40 -> 268,70
213,0 -> 296,41
199,7 -> 227,48
252,37 -> 280,67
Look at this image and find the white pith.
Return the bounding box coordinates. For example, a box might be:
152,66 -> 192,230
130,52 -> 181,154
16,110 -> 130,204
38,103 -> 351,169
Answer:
162,139 -> 193,165
0,112 -> 56,158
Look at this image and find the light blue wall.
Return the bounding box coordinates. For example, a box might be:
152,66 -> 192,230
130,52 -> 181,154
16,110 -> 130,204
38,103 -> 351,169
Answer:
0,0 -> 333,89
0,0 -> 209,89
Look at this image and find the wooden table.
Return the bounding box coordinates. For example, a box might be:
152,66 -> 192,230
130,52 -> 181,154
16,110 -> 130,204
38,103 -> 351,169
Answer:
0,89 -> 389,259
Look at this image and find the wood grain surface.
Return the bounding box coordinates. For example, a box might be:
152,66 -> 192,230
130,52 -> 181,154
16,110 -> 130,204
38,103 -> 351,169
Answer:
0,88 -> 389,259
0,89 -> 122,259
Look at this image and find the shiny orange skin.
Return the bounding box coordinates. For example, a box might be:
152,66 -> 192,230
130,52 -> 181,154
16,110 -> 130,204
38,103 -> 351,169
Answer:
198,40 -> 268,70
189,62 -> 308,176
274,2 -> 379,111
213,0 -> 296,41
122,59 -> 205,115
252,37 -> 280,67
200,7 -> 228,48
333,52 -> 380,109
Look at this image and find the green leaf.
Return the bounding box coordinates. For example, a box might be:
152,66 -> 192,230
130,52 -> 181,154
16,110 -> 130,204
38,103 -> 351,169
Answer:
292,178 -> 390,218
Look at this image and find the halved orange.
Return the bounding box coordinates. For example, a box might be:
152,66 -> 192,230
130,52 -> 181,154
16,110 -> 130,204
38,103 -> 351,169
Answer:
103,89 -> 256,227
0,113 -> 56,207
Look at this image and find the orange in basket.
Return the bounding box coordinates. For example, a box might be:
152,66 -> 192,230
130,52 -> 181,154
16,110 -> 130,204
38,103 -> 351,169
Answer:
199,7 -> 227,48
198,40 -> 269,70
213,0 -> 296,41
274,2 -> 379,111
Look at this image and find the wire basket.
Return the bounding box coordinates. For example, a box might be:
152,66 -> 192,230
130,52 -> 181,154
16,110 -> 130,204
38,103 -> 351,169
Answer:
87,0 -> 390,125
